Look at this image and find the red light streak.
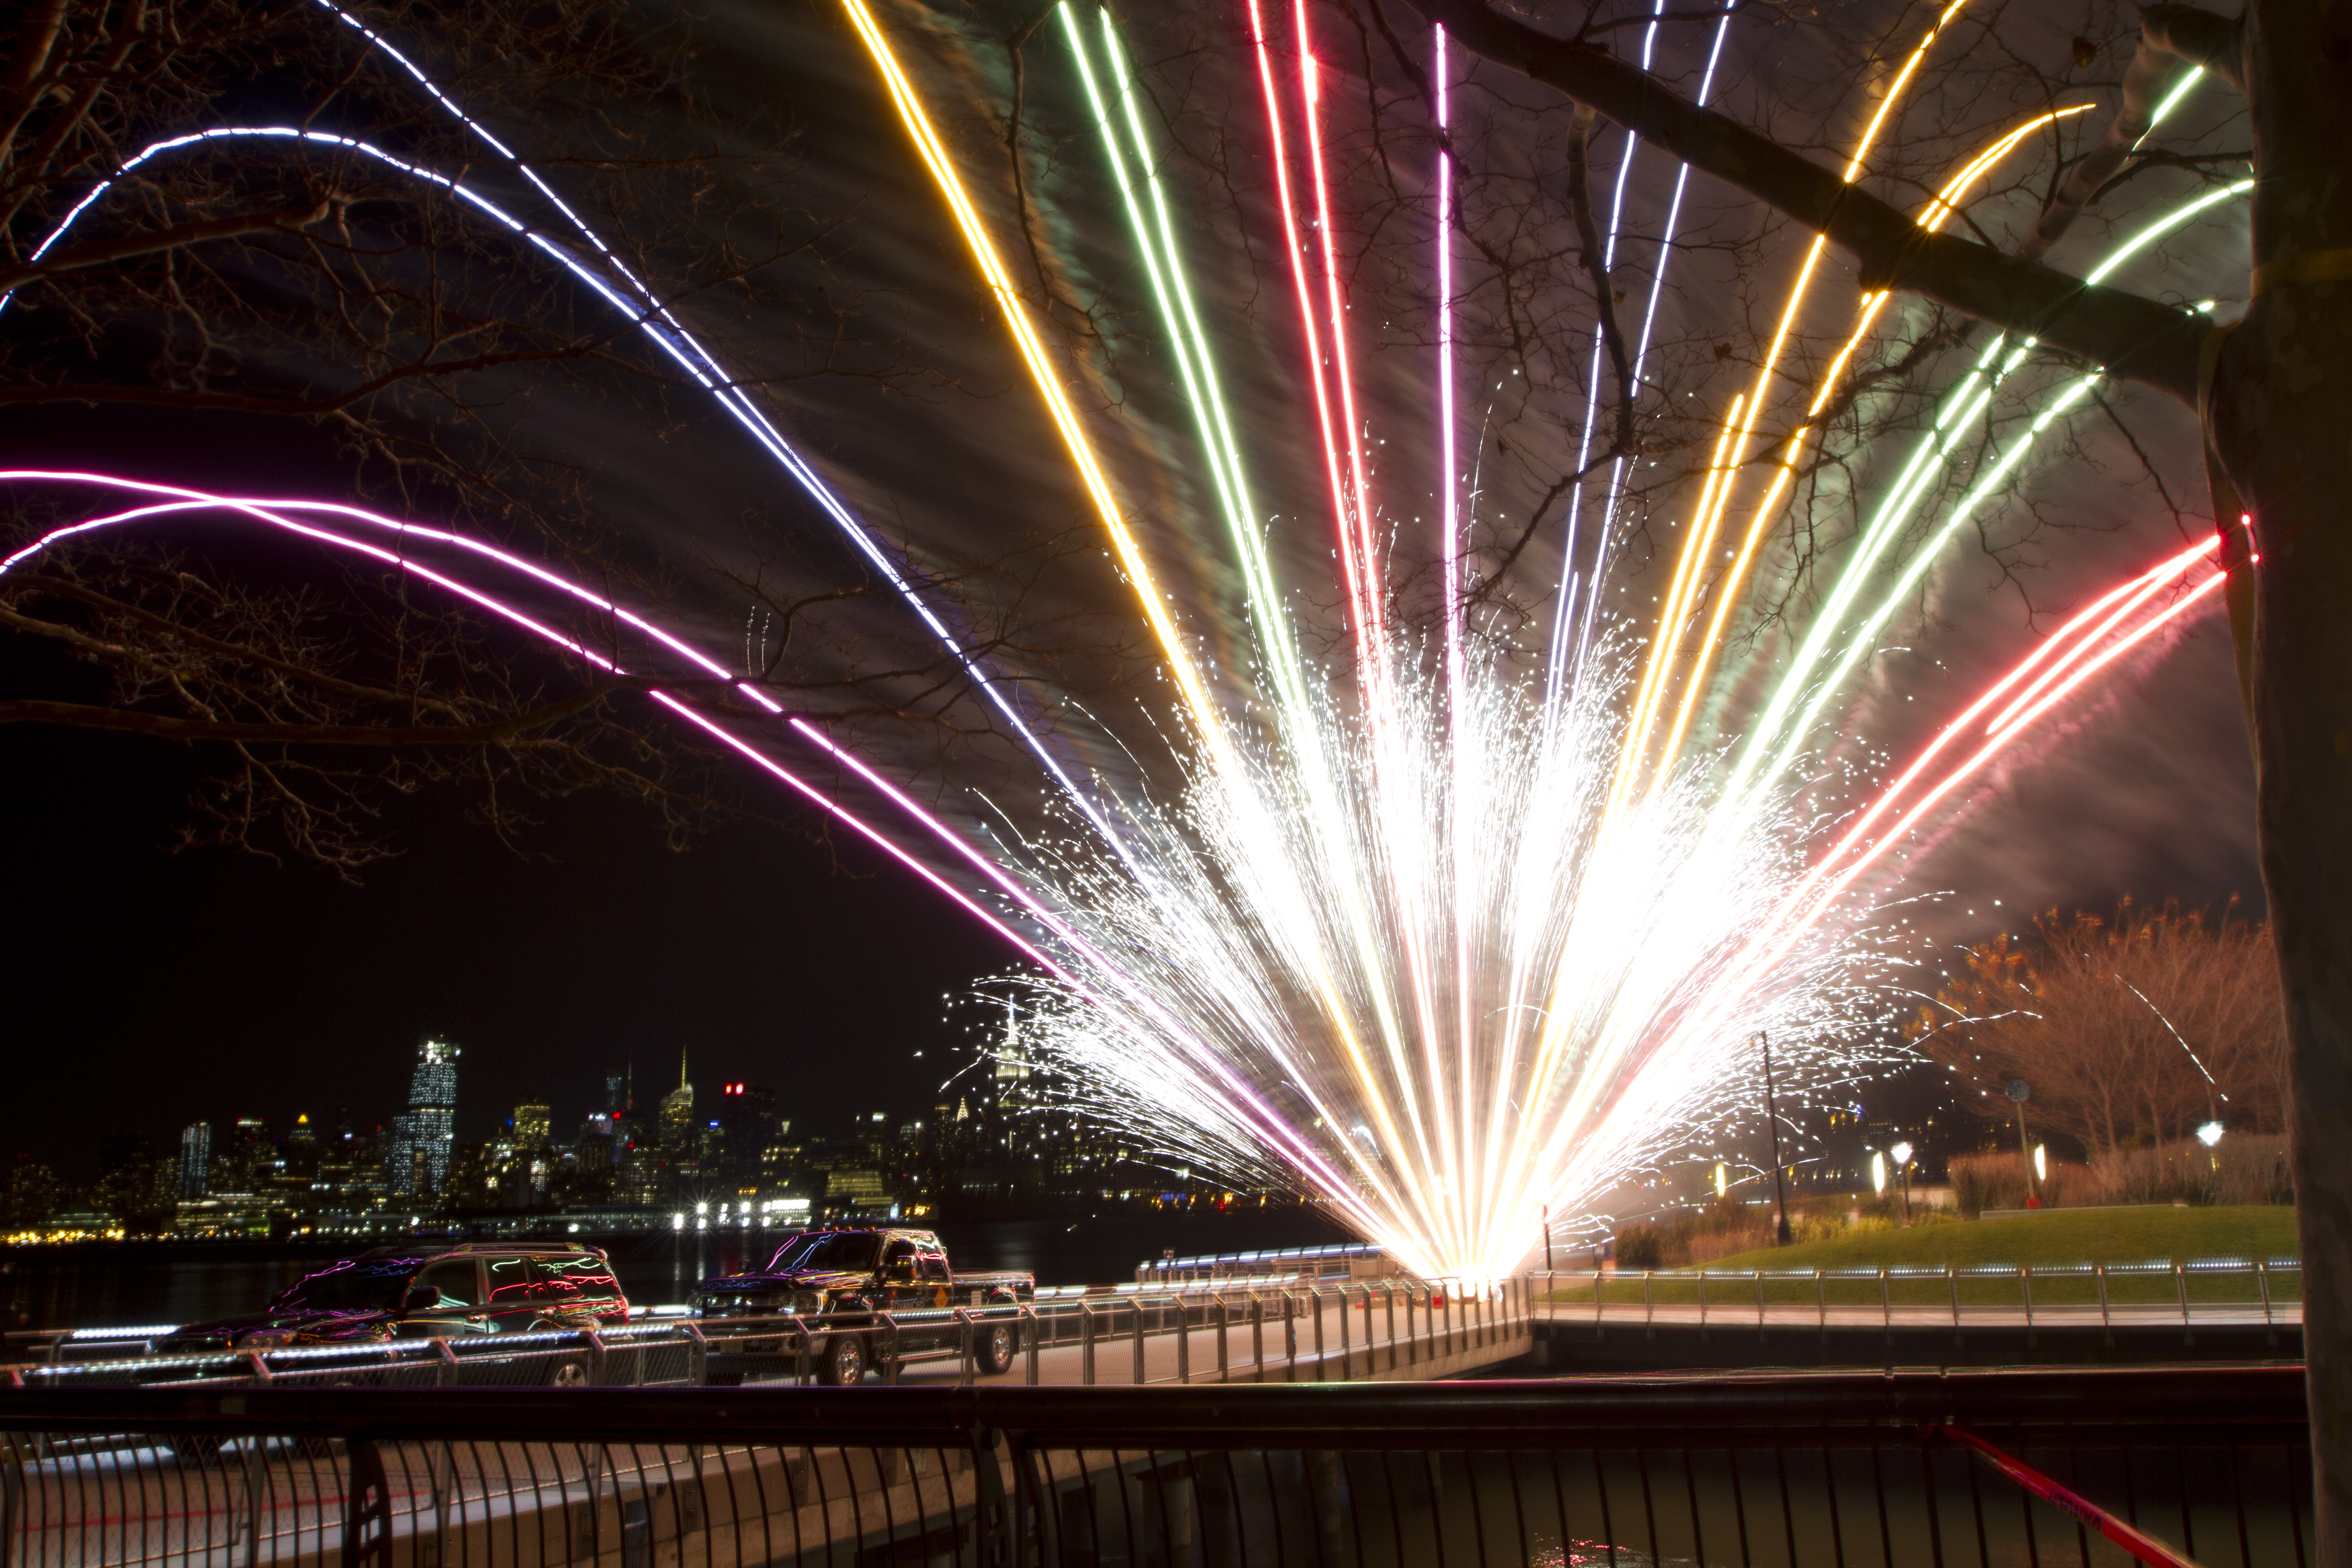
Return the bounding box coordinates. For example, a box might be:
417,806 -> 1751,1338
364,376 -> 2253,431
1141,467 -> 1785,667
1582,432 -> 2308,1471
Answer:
1245,0 -> 1375,668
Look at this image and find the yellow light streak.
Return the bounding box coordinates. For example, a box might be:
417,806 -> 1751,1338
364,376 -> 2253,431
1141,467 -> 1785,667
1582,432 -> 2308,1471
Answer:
840,0 -> 1236,770
1642,89 -> 2097,789
1611,0 -> 1974,801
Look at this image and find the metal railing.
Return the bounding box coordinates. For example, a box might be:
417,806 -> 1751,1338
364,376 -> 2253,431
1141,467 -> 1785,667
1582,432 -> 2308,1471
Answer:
3,1279 -> 1534,1394
0,1366 -> 2311,1568
1133,1240 -> 1393,1286
1534,1255 -> 2304,1343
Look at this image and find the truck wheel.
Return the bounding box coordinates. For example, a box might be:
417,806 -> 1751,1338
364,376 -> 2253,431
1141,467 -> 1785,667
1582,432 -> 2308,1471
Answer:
814,1333 -> 867,1386
546,1355 -> 591,1388
975,1319 -> 1018,1376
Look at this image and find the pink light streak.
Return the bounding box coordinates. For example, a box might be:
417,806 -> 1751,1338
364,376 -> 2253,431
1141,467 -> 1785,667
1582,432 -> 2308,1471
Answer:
1698,533 -> 2236,1021
1245,0 -> 1378,673
1,470 -> 1394,1241
1295,0 -> 1387,667
9,101 -> 1133,863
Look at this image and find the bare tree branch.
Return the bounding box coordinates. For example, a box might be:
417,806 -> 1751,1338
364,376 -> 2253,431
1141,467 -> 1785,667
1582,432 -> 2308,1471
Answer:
1405,0 -> 2210,402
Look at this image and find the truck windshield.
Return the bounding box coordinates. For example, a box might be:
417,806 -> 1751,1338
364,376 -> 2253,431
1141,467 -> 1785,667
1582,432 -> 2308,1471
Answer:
767,1233 -> 882,1273
270,1257 -> 422,1313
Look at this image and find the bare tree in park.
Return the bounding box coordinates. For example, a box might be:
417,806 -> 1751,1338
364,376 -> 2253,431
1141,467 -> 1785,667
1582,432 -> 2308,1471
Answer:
1918,901 -> 2288,1156
1395,0 -> 2352,1537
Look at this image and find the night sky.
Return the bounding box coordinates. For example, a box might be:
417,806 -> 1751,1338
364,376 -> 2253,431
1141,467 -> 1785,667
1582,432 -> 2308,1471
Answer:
0,677 -> 1012,1175
0,0 -> 2270,1184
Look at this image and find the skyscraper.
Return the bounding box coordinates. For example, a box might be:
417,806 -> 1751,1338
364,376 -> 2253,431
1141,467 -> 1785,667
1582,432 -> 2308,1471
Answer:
512,1099 -> 552,1147
660,1050 -> 696,1151
714,1083 -> 778,1188
178,1123 -> 211,1200
386,1037 -> 461,1198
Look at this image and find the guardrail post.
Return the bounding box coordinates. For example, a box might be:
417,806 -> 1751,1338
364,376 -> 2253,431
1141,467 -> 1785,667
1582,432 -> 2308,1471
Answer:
790,1316 -> 812,1386
681,1321 -> 707,1387
1644,1270 -> 1654,1338
1755,1269 -> 1766,1341
2176,1263 -> 2194,1347
1403,1285 -> 1417,1365
1251,1293 -> 1266,1378
1215,1294 -> 1229,1383
878,1314 -> 902,1386
1337,1286 -> 1351,1379
2097,1265 -> 2113,1348
585,1330 -> 608,1388
1878,1268 -> 1891,1342
344,1437 -> 392,1568
1080,1303 -> 1097,1386
1284,1292 -> 1298,1378
1948,1265 -> 1961,1347
1698,1270 -> 1709,1343
1022,1305 -> 1040,1385
2021,1265 -> 2036,1348
1593,1267 -> 1605,1339
1818,1268 -> 1829,1341
1384,1284 -> 1397,1371
1132,1298 -> 1147,1386
434,1337 -> 460,1388
1177,1296 -> 1192,1384
233,1440 -> 262,1568
954,1310 -> 975,1388
2257,1260 -> 2276,1347
1309,1286 -> 1325,1379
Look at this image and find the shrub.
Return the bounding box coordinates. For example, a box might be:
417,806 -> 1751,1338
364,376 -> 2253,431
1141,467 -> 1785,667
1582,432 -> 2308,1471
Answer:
2093,1132 -> 2293,1206
1614,1222 -> 1665,1270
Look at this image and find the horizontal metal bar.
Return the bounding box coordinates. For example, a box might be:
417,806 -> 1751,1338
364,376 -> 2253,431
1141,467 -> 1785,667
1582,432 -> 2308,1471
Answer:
0,1364 -> 2306,1449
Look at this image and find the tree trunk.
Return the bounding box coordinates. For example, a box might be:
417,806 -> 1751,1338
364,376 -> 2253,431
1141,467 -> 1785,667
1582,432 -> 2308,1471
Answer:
2207,5 -> 2352,1552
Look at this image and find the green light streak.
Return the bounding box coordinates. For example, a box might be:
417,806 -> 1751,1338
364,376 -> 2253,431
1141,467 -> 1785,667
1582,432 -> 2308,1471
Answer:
1728,171 -> 2248,799
1060,5 -> 1311,719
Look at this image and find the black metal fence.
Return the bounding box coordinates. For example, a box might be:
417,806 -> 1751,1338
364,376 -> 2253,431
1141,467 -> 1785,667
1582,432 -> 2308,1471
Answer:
4,1280 -> 1533,1393
0,1365 -> 2312,1567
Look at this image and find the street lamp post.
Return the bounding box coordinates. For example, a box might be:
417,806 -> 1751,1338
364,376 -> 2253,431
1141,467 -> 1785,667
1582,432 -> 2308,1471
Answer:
2005,1078 -> 2040,1209
1759,1030 -> 1791,1245
1890,1140 -> 1914,1224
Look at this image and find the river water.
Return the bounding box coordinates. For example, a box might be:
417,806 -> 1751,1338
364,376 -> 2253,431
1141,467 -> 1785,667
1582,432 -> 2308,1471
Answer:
0,1207 -> 1351,1331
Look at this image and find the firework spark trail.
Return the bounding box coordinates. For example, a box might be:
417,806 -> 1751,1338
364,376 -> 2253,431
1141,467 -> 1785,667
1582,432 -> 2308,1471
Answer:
3,470 -> 1416,1238
1727,190 -> 2246,808
867,5 -> 2238,1274
837,2 -> 1857,1270
1550,0 -> 1734,713
1244,0 -> 1381,682
1061,8 -> 1431,1197
1648,101 -> 2099,788
2,115 -> 1152,871
0,473 -> 1084,975
1617,0 -> 1970,794
9,4 -> 2250,1277
1705,559 -> 2231,1024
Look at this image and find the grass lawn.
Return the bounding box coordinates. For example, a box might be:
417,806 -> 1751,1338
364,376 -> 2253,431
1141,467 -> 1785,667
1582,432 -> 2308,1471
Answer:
1541,1206 -> 2298,1310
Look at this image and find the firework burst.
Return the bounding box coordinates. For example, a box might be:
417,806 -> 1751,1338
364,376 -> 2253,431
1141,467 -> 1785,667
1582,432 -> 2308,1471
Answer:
2,1 -> 2246,1282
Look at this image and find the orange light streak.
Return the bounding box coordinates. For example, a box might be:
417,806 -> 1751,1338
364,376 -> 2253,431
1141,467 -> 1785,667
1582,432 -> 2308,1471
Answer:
1646,98 -> 2094,784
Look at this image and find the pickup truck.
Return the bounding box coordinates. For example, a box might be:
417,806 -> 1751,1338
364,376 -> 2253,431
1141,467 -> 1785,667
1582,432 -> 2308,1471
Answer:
691,1226 -> 1034,1384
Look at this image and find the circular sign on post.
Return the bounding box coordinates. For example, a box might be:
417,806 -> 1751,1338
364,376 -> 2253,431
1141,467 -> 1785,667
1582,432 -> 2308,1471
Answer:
2004,1078 -> 2031,1104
